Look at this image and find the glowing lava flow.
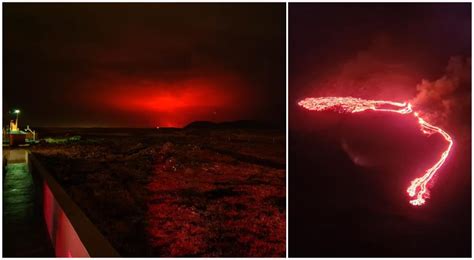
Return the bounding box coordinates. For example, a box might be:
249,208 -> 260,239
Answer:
298,97 -> 453,206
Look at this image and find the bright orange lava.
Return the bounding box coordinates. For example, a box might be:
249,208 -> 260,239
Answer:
298,97 -> 454,206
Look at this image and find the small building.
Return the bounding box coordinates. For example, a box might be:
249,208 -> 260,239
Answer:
3,110 -> 38,146
8,131 -> 27,146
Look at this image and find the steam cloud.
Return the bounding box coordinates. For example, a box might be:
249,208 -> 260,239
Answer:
325,37 -> 470,131
411,56 -> 471,128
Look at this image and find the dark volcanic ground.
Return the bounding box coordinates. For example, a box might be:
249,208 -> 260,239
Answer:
31,127 -> 285,257
289,111 -> 471,257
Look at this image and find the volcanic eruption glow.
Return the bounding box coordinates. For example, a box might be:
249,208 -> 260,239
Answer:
298,97 -> 454,206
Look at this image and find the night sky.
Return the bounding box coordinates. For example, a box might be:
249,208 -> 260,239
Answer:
4,3 -> 285,128
291,3 -> 471,133
290,3 -> 471,257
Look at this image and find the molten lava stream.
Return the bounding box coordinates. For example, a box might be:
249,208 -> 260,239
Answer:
298,97 -> 453,206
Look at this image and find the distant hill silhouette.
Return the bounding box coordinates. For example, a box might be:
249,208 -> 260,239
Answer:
185,120 -> 282,130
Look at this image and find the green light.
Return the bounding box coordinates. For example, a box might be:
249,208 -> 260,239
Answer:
14,110 -> 20,114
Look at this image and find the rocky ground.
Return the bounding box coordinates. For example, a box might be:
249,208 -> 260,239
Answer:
31,128 -> 286,256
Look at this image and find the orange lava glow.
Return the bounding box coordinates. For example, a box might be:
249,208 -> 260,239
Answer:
298,96 -> 453,206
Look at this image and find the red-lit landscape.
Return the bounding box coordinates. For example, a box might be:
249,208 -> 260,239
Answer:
3,3 -> 285,257
30,127 -> 285,256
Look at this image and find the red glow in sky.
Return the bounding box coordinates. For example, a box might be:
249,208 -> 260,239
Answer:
299,96 -> 453,206
105,80 -> 236,112
79,75 -> 255,127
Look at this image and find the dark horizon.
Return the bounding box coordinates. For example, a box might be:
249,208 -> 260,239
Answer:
27,118 -> 285,130
4,3 -> 285,128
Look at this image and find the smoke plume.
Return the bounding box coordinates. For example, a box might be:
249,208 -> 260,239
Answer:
411,56 -> 471,128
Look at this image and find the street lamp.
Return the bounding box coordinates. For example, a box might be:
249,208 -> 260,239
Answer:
13,109 -> 20,127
